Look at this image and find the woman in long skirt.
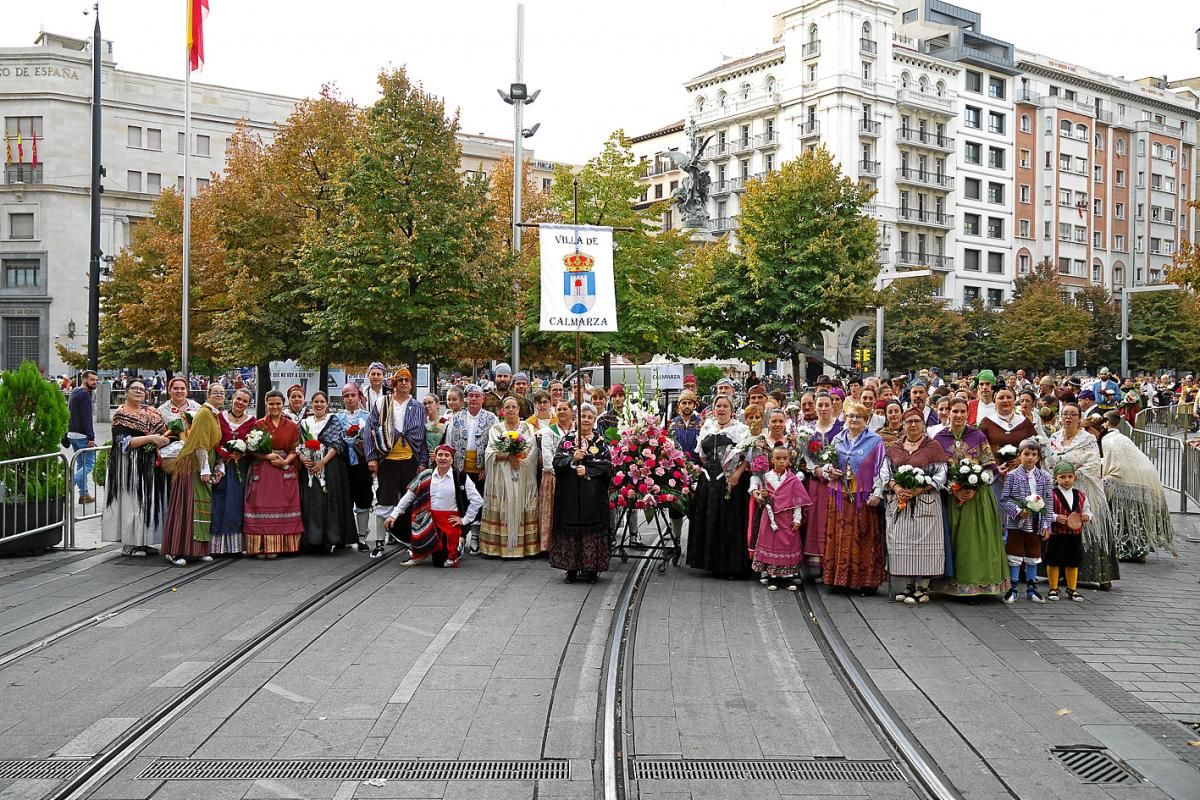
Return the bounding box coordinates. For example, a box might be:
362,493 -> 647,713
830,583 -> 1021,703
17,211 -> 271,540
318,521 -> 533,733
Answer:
161,385 -> 226,566
296,391 -> 356,553
244,390 -> 304,558
551,404 -> 612,583
210,387 -> 256,556
101,379 -> 170,555
1094,411 -> 1175,561
338,382 -> 373,552
686,395 -> 752,575
932,398 -> 1010,597
479,396 -> 540,558
801,392 -> 844,576
538,400 -> 573,552
876,408 -> 948,604
820,401 -> 886,594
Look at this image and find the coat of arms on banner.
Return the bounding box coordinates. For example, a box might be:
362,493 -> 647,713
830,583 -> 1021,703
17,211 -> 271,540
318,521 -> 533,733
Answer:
563,251 -> 596,314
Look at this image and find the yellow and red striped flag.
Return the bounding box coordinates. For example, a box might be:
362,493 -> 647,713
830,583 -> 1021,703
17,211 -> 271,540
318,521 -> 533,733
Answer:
187,0 -> 209,72
31,130 -> 38,168
15,131 -> 22,164
4,134 -> 10,165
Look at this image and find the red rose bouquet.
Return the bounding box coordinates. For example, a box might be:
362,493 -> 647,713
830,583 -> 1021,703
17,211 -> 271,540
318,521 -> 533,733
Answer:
608,419 -> 699,519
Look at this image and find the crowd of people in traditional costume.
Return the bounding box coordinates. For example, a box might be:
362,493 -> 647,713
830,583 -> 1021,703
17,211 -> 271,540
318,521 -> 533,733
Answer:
97,361 -> 1180,605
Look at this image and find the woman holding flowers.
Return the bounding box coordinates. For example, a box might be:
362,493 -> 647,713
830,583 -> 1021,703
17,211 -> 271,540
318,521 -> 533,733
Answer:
1045,403 -> 1119,589
161,384 -> 226,566
338,383 -> 373,551
102,379 -> 170,556
979,387 -> 1038,511
210,387 -> 257,556
875,407 -> 948,603
932,397 -> 1009,597
296,391 -> 355,554
686,395 -> 752,576
480,396 -> 540,558
801,393 -> 843,577
820,401 -> 886,594
538,400 -> 574,552
244,390 -> 304,558
551,404 -> 612,582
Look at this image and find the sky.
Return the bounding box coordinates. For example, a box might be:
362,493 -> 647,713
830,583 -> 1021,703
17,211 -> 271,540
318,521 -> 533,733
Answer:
6,1 -> 1200,165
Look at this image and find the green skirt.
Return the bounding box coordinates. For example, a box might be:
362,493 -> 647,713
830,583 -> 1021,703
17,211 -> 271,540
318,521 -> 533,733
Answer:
937,487 -> 1009,596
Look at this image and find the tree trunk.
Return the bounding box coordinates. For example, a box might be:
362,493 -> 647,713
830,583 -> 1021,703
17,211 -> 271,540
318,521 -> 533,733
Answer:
603,352 -> 612,390
791,352 -> 801,393
256,362 -> 271,418
319,363 -> 330,395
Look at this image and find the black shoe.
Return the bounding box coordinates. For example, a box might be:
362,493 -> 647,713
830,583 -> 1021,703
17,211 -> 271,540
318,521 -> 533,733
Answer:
357,542 -> 369,552
369,546 -> 384,559
585,571 -> 598,584
564,571 -> 577,584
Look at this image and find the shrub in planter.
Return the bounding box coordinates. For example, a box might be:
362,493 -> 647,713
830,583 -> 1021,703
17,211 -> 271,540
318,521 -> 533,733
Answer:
0,362 -> 69,548
691,365 -> 724,398
93,443 -> 111,486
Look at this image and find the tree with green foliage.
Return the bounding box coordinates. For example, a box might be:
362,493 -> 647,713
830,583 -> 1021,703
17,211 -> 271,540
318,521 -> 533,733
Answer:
687,238 -> 766,361
0,362 -> 69,500
958,299 -> 1003,374
1129,290 -> 1200,372
302,69 -> 499,371
736,147 -> 878,378
862,276 -> 966,375
521,131 -> 696,366
993,259 -> 1090,371
1073,286 -> 1120,371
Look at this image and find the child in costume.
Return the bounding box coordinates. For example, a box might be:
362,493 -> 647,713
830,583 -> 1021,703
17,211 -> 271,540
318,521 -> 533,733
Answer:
999,438 -> 1054,604
1046,460 -> 1091,602
750,446 -> 813,591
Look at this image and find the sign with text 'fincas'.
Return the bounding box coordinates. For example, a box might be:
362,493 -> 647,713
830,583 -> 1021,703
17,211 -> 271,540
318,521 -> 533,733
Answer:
538,223 -> 618,332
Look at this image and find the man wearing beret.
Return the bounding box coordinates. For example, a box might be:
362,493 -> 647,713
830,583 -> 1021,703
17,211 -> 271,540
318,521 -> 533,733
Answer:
364,367 -> 430,558
967,369 -> 997,425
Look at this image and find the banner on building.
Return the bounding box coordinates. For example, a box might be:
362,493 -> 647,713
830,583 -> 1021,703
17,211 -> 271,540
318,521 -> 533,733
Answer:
537,223 -> 618,332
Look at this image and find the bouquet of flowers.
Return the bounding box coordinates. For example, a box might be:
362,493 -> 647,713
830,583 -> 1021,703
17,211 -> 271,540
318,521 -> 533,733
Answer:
815,442 -> 839,469
299,424 -> 326,491
1023,493 -> 1046,514
949,457 -> 993,493
996,444 -> 1018,463
222,437 -> 249,481
608,419 -> 699,519
490,429 -> 528,482
893,464 -> 935,511
165,411 -> 193,441
246,428 -> 273,455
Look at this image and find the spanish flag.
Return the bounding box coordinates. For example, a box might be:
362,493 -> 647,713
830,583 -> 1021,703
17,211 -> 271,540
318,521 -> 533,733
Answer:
16,132 -> 22,164
187,0 -> 209,72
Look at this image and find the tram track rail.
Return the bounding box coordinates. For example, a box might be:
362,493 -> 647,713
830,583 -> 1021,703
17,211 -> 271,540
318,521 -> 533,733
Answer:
36,548 -> 402,800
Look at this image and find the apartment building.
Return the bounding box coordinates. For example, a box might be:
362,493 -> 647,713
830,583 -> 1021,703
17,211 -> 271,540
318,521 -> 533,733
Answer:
637,0 -> 1199,371
630,120 -> 686,230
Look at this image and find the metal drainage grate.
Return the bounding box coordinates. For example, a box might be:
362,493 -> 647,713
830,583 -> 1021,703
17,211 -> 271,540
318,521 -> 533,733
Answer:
1050,747 -> 1138,785
632,759 -> 905,782
0,759 -> 89,780
139,758 -> 571,781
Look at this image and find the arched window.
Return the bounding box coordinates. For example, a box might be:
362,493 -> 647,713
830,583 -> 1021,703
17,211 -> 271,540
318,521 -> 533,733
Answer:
900,71 -> 911,89
862,21 -> 872,38
935,80 -> 946,97
1075,123 -> 1088,140
918,76 -> 929,93
1060,120 -> 1072,136
808,24 -> 818,42
765,76 -> 777,95
1095,132 -> 1104,149
1020,114 -> 1030,133
695,95 -> 705,112
717,90 -> 727,108
740,82 -> 751,100
1113,261 -> 1125,286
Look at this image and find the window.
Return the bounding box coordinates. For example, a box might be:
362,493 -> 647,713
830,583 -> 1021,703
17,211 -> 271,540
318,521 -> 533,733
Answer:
987,111 -> 1005,134
1074,258 -> 1086,274
655,184 -> 663,199
1019,184 -> 1030,203
3,317 -> 39,370
1092,261 -> 1102,283
964,106 -> 981,129
196,177 -> 210,192
8,213 -> 34,240
765,118 -> 775,136
1075,156 -> 1088,174
862,61 -> 872,80
963,285 -> 981,305
987,217 -> 1004,239
1060,120 -> 1072,138
147,128 -> 161,150
1074,225 -> 1087,243
1059,189 -> 1072,206
178,132 -> 186,154
965,71 -> 983,93
1019,219 -> 1031,237
662,210 -> 673,231
196,135 -> 210,157
1045,151 -> 1053,169
1152,142 -> 1163,158
987,252 -> 1003,274
639,187 -> 647,202
1094,165 -> 1103,183
4,116 -> 43,138
1020,114 -> 1031,133
1114,202 -> 1124,219
765,153 -> 774,172
1115,169 -> 1125,186
1018,253 -> 1031,273
902,9 -> 917,23
964,141 -> 981,164
1114,234 -> 1125,251
127,126 -> 142,148
1093,231 -> 1103,248
3,258 -> 39,288
988,147 -> 1005,169
1094,132 -> 1104,150
542,177 -> 552,192
1059,222 -> 1072,240
1044,221 -> 1052,240
1115,138 -> 1125,156
964,178 -> 981,200
1019,149 -> 1030,168
807,64 -> 817,82
1060,154 -> 1072,172
127,170 -> 142,193
1075,190 -> 1088,207
1058,256 -> 1071,274
1137,140 -> 1145,157
1075,123 -> 1087,140
1136,202 -> 1144,219
988,76 -> 1006,99
1045,116 -> 1053,134
1093,198 -> 1103,215
1150,237 -> 1162,253
963,213 -> 980,236
987,288 -> 1004,307
987,182 -> 1004,204
740,159 -> 750,179
964,249 -> 981,270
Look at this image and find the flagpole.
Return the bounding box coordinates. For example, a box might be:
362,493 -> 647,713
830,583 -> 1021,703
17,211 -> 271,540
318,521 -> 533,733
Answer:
181,31 -> 192,382
87,3 -> 102,372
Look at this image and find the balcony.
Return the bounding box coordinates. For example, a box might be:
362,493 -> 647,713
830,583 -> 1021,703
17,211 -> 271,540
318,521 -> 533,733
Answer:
859,160 -> 881,177
1136,119 -> 1184,138
896,207 -> 953,228
732,136 -> 755,155
860,37 -> 878,55
729,176 -> 747,193
897,126 -> 954,152
758,130 -> 779,149
1016,89 -> 1042,105
896,167 -> 954,190
897,88 -> 957,115
802,40 -> 820,58
797,119 -> 820,139
709,216 -> 738,233
708,141 -> 732,160
897,251 -> 954,271
711,180 -> 732,197
858,118 -> 882,137
694,89 -> 782,124
1038,94 -> 1094,116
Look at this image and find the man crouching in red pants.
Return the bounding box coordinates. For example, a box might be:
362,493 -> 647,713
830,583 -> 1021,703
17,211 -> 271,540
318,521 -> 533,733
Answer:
385,444 -> 482,568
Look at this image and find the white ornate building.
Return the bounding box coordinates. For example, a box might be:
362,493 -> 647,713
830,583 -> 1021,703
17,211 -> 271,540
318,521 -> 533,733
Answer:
634,0 -> 1200,375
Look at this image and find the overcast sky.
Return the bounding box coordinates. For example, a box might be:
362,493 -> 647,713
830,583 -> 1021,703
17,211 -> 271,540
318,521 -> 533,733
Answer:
7,1 -> 1200,164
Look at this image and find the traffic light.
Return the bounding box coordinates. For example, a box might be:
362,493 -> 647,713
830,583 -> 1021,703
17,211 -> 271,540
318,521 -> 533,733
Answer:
853,349 -> 862,367
862,348 -> 872,366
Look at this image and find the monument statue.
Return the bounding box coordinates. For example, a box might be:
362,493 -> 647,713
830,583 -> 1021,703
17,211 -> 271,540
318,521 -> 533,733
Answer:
668,122 -> 715,229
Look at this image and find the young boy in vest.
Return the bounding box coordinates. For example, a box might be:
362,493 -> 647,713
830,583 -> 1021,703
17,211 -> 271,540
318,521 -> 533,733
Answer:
1046,461 -> 1091,602
999,438 -> 1054,604
385,444 -> 482,568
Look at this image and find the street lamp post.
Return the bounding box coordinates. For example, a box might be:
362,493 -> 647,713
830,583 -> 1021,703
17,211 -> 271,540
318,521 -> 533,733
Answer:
1118,283 -> 1179,377
874,269 -> 931,378
497,3 -> 541,375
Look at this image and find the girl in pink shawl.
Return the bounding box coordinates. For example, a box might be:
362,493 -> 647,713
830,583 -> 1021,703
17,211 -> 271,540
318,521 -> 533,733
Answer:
751,446 -> 813,590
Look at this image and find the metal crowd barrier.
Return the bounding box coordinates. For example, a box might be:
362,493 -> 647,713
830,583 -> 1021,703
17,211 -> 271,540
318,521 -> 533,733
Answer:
1133,405 -> 1194,436
1119,417 -> 1196,514
65,445 -> 107,549
0,452 -> 70,550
